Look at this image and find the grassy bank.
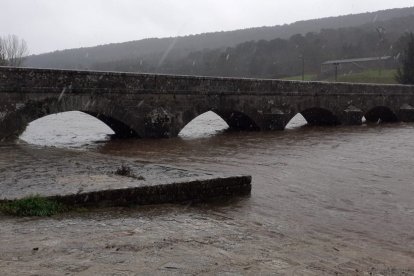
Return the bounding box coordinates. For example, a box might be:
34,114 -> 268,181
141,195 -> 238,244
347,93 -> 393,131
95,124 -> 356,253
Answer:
282,69 -> 398,84
0,196 -> 67,217
282,74 -> 317,81
335,69 -> 398,84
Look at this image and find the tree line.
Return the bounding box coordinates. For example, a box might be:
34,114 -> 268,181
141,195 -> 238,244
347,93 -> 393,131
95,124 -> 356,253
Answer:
396,32 -> 414,84
2,22 -> 414,84
25,7 -> 414,70
92,25 -> 409,79
0,34 -> 28,66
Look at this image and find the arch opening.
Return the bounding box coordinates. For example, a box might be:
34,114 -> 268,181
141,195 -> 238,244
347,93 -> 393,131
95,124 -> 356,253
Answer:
84,112 -> 138,138
218,111 -> 260,131
300,108 -> 340,126
364,106 -> 399,123
179,111 -> 229,138
1,97 -> 141,141
285,113 -> 308,129
19,111 -> 136,148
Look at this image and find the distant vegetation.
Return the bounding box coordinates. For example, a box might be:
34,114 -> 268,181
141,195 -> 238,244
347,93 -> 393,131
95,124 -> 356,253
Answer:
395,32 -> 414,84
91,20 -> 411,80
0,34 -> 28,67
25,7 -> 414,82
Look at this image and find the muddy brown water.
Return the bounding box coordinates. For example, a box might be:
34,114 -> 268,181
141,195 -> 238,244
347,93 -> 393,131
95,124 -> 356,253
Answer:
1,111 -> 414,275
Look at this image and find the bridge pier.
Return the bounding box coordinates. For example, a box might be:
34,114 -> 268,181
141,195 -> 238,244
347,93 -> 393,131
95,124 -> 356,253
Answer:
217,111 -> 260,131
257,113 -> 292,131
341,106 -> 364,125
143,107 -> 175,138
399,104 -> 414,122
300,108 -> 340,126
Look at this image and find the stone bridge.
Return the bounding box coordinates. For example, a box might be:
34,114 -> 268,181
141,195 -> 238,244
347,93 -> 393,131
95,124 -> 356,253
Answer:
1,66 -> 414,140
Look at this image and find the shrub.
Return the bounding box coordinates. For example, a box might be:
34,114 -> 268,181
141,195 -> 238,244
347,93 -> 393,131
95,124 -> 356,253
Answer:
0,196 -> 65,217
114,165 -> 145,180
114,165 -> 133,177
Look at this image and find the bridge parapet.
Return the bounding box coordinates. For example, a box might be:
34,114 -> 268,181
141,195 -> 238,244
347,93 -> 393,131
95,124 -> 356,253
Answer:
2,66 -> 414,95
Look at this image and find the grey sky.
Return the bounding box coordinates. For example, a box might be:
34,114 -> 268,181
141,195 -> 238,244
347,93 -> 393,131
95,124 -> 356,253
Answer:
1,0 -> 413,54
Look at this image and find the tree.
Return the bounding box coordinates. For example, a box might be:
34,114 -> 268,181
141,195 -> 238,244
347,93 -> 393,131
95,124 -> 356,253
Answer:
0,38 -> 6,66
395,32 -> 414,84
0,34 -> 29,67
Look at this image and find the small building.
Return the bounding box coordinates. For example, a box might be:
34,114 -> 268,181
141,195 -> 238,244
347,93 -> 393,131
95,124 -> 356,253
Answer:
320,56 -> 396,77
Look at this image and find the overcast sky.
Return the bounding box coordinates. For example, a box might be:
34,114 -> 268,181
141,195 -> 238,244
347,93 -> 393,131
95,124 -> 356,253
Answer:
1,0 -> 413,54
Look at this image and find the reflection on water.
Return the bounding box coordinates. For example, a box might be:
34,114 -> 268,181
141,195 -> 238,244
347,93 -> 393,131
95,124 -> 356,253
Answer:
16,110 -> 414,258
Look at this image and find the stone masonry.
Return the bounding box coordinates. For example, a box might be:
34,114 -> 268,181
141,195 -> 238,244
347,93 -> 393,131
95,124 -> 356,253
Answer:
1,66 -> 414,140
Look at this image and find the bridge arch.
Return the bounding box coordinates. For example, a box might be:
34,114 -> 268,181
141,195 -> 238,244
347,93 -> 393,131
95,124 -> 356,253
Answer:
83,111 -> 138,138
285,113 -> 308,129
0,97 -> 140,140
176,109 -> 260,137
178,111 -> 229,137
292,107 -> 340,126
20,111 -> 115,145
364,106 -> 399,123
216,110 -> 260,131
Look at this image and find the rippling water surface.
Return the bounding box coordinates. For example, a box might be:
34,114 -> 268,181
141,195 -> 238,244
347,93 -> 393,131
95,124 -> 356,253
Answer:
16,111 -> 414,268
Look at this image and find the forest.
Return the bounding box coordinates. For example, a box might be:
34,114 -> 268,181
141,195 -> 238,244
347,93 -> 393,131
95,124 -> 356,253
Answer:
26,7 -> 414,80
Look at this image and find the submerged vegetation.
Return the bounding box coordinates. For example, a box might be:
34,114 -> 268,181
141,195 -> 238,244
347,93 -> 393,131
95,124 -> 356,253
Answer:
0,196 -> 66,217
114,164 -> 145,180
114,164 -> 134,177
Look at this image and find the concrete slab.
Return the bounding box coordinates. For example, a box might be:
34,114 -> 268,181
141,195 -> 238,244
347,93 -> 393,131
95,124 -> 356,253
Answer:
0,143 -> 251,206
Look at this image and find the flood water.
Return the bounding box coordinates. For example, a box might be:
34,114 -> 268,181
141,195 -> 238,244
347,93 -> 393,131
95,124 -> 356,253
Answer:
6,111 -> 414,273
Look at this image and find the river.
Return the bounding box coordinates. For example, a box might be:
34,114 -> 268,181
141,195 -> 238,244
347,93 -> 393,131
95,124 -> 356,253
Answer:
3,111 -> 414,274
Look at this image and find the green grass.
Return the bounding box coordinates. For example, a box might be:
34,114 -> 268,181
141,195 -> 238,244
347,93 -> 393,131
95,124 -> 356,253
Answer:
335,69 -> 398,84
0,196 -> 66,217
282,69 -> 399,84
282,74 -> 317,81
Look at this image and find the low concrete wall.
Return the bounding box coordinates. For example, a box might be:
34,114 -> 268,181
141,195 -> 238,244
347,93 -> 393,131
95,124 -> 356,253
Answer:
51,176 -> 252,207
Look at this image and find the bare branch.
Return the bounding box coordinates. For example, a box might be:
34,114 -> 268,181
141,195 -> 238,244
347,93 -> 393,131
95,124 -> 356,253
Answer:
0,34 -> 29,67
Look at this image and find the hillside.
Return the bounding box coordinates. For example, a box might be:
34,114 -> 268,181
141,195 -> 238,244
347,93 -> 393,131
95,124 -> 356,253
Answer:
89,14 -> 414,79
25,6 -> 414,70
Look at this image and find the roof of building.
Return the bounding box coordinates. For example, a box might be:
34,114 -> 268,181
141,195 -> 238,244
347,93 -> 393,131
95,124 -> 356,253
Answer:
322,56 -> 392,65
